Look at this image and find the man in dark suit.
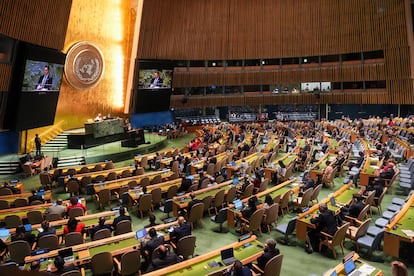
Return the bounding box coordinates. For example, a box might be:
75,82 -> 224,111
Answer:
178,176 -> 193,193
141,227 -> 164,262
90,217 -> 112,240
346,193 -> 366,218
36,65 -> 53,90
256,238 -> 280,270
169,216 -> 191,244
300,174 -> 315,193
307,203 -> 337,253
149,71 -> 163,88
28,188 -> 44,204
186,192 -> 202,216
146,244 -> 181,272
112,207 -> 131,230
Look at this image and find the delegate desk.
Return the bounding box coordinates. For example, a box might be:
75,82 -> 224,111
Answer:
226,152 -> 264,177
172,180 -> 234,216
359,156 -> 383,187
134,148 -> 179,166
144,235 -> 263,276
48,161 -> 112,178
227,179 -> 297,228
309,153 -> 337,183
323,253 -> 382,276
295,182 -> 355,241
3,210 -> 117,244
0,190 -> 52,205
190,151 -> 229,174
0,198 -> 86,222
85,118 -> 124,138
0,181 -> 24,194
383,192 -> 414,258
160,151 -> 195,168
92,169 -> 175,193
25,220 -> 179,271
264,153 -> 297,180
64,165 -> 137,184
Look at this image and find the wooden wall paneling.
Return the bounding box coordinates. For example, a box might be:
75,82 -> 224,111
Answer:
0,65 -> 12,91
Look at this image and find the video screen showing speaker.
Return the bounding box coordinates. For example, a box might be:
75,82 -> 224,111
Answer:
4,42 -> 66,131
132,60 -> 173,114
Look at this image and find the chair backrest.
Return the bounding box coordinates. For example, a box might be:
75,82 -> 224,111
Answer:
138,194 -> 153,212
107,172 -> 117,181
176,235 -> 196,260
171,161 -> 180,174
104,162 -> 114,170
364,191 -> 376,206
98,189 -> 111,206
213,189 -> 225,208
67,168 -> 77,176
264,254 -> 283,276
61,270 -> 82,276
201,195 -> 212,213
91,251 -> 114,275
298,188 -> 313,207
115,220 -> 132,235
151,187 -> 162,206
162,199 -> 173,214
206,163 -> 215,176
150,174 -> 162,185
246,209 -> 265,231
128,180 -> 138,188
93,228 -> 112,241
5,215 -> 22,228
280,190 -> 291,209
9,240 -> 31,264
0,188 -> 12,196
65,232 -> 84,246
166,185 -> 178,199
354,218 -> 371,240
27,210 -> 44,224
241,183 -> 254,199
80,166 -> 90,173
332,222 -> 349,247
67,179 -> 80,194
215,175 -> 224,184
214,207 -> 229,224
199,178 -> 210,189
0,199 -> 9,210
81,176 -> 92,187
45,213 -> 62,222
188,202 -> 204,226
14,198 -> 28,207
225,186 -> 237,203
121,170 -> 132,178
135,167 -> 144,176
120,250 -> 141,275
375,187 -> 387,207
30,200 -> 43,206
140,156 -> 148,168
140,177 -> 150,187
286,216 -> 298,235
263,203 -> 279,225
357,204 -> 370,221
310,184 -> 323,202
68,207 -> 84,218
38,234 -> 60,250
94,175 -> 106,183
258,179 -> 269,193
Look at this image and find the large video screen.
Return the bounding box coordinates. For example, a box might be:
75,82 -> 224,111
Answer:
21,60 -> 64,92
4,42 -> 66,131
131,60 -> 173,114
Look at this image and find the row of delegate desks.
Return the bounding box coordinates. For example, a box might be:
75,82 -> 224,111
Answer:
323,253 -> 382,276
359,139 -> 384,186
63,165 -> 137,184
295,181 -> 355,241
92,169 -> 176,193
0,198 -> 86,222
48,161 -> 113,178
172,180 -> 235,216
24,220 -> 180,271
227,178 -> 298,228
0,189 -> 52,205
226,152 -> 264,177
309,152 -> 338,183
383,191 -> 414,258
134,147 -> 180,166
3,210 -> 118,244
144,235 -> 264,276
190,151 -> 229,174
0,181 -> 24,194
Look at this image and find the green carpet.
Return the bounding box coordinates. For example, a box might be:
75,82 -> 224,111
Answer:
1,132 -> 413,275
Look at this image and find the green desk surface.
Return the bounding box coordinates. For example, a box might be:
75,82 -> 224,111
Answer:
175,185 -> 232,205
0,207 -> 47,220
258,187 -> 290,202
387,206 -> 414,237
335,188 -> 355,204
166,240 -> 263,276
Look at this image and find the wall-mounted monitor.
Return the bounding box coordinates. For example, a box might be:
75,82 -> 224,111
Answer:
131,60 -> 173,114
4,42 -> 66,131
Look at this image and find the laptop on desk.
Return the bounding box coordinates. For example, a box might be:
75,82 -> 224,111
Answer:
344,259 -> 362,276
221,247 -> 236,266
329,197 -> 344,208
135,228 -> 147,240
233,199 -> 243,211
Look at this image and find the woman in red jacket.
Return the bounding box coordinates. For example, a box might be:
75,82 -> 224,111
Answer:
63,217 -> 85,235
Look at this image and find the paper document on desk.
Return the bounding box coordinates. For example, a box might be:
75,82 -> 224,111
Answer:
401,229 -> 414,237
357,264 -> 376,275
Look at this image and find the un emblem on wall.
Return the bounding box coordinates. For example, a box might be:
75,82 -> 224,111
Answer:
65,42 -> 104,89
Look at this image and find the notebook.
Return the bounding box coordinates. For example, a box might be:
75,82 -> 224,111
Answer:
232,177 -> 239,185
24,224 -> 32,232
135,228 -> 147,240
0,228 -> 9,242
221,247 -> 236,266
329,197 -> 344,208
58,247 -> 74,263
233,199 -> 243,211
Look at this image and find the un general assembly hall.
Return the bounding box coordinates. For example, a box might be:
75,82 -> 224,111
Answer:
1,1 -> 414,275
